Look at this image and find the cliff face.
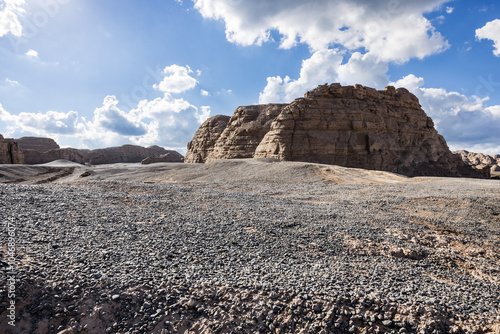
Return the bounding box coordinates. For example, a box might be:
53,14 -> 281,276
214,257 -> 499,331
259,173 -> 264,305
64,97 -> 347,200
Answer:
185,115 -> 231,163
186,83 -> 481,177
16,137 -> 60,152
0,135 -> 24,164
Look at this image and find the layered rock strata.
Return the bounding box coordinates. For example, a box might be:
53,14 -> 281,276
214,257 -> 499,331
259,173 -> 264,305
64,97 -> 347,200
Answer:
187,83 -> 481,177
0,134 -> 24,164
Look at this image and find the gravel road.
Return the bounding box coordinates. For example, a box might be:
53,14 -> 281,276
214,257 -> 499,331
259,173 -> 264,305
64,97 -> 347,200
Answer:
0,166 -> 499,333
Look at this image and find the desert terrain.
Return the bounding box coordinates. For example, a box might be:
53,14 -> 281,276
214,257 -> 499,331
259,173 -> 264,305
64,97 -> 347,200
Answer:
0,159 -> 499,333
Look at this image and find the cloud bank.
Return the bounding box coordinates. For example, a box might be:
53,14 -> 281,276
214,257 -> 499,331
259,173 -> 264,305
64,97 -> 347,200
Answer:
0,65 -> 211,151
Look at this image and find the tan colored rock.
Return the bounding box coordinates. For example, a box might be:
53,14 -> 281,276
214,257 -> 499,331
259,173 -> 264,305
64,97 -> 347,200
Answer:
16,136 -> 60,152
453,150 -> 500,174
0,134 -> 24,164
206,104 -> 286,162
141,152 -> 184,164
187,83 -> 482,177
22,148 -> 85,164
85,145 -> 182,165
185,115 -> 231,163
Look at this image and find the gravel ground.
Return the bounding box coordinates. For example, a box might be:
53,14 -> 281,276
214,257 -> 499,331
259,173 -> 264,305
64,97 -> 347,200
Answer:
0,165 -> 499,333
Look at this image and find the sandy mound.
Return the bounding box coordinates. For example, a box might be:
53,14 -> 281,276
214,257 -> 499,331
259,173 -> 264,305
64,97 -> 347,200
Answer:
58,158 -> 410,185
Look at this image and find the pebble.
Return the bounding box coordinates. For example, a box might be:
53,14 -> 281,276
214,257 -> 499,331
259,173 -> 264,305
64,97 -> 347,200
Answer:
0,179 -> 498,333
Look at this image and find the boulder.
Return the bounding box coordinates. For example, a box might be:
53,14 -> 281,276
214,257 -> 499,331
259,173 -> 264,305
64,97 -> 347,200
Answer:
0,134 -> 24,164
187,83 -> 482,177
141,152 -> 184,164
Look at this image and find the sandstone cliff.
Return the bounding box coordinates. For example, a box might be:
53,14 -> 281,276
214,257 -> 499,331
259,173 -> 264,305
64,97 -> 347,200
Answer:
185,115 -> 231,163
186,83 -> 481,177
0,135 -> 24,164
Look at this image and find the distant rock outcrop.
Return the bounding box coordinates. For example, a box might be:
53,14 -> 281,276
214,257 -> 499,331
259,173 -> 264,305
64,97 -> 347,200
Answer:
84,145 -> 180,165
454,150 -> 500,175
22,148 -> 85,165
15,137 -> 184,165
186,83 -> 482,178
0,135 -> 24,164
16,136 -> 60,152
141,152 -> 184,164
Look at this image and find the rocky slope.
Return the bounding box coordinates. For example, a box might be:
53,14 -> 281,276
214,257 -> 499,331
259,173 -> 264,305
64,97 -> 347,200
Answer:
0,134 -> 24,164
454,150 -> 500,173
16,136 -> 60,152
187,84 -> 481,177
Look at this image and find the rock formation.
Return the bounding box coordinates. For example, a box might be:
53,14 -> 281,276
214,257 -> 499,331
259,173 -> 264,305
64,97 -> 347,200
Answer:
184,105 -> 286,163
84,145 -> 181,165
16,137 -> 184,165
0,135 -> 24,164
22,148 -> 86,164
141,152 -> 184,164
185,115 -> 231,163
187,83 -> 482,177
16,136 -> 60,152
454,150 -> 500,176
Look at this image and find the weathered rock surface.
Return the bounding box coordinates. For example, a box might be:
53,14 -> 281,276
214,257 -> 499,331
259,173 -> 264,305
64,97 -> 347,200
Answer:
0,134 -> 24,164
454,150 -> 500,174
85,145 -> 180,165
141,152 -> 184,164
16,137 -> 184,165
22,148 -> 85,164
185,115 -> 231,163
187,83 -> 481,177
16,136 -> 60,152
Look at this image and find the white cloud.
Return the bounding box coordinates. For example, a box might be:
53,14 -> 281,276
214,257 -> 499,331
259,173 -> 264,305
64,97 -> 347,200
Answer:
392,74 -> 500,154
476,19 -> 500,57
259,49 -> 388,103
194,0 -> 451,105
4,78 -> 19,86
446,7 -> 454,14
154,64 -> 198,94
0,64 -> 212,150
194,0 -> 450,62
0,0 -> 25,37
200,89 -> 210,96
25,49 -> 38,58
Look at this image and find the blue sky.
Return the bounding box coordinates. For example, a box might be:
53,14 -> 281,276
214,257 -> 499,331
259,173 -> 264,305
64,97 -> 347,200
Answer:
0,0 -> 499,154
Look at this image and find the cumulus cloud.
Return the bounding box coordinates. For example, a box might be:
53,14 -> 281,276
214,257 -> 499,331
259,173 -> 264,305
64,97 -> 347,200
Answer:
194,0 -> 451,104
194,0 -> 450,62
0,0 -> 25,37
200,89 -> 210,96
154,64 -> 198,94
0,64 -> 211,150
259,50 -> 388,103
392,74 -> 500,153
25,49 -> 38,58
476,19 -> 500,56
